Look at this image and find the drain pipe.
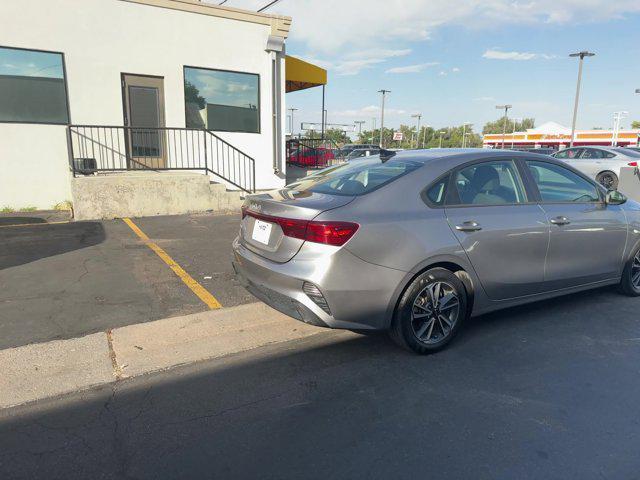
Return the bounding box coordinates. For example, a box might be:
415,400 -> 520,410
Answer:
266,35 -> 285,175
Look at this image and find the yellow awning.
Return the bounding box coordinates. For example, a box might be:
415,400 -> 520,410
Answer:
285,55 -> 327,93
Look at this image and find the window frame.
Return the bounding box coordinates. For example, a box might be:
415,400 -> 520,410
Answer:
519,158 -> 606,205
553,147 -> 583,160
182,65 -> 261,134
421,173 -> 450,208
443,158 -> 532,209
0,44 -> 71,125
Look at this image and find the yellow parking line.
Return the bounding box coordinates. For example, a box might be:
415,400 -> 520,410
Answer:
0,220 -> 70,229
122,217 -> 222,310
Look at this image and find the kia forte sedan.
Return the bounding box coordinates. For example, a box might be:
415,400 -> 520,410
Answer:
232,149 -> 640,354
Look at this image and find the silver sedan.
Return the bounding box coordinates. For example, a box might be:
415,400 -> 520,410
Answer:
233,149 -> 640,354
552,146 -> 640,190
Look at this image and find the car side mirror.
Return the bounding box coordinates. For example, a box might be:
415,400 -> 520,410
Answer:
606,190 -> 627,205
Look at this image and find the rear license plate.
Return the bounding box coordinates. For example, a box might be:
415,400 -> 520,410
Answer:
252,219 -> 272,245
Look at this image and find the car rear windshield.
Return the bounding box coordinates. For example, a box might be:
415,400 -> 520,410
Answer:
286,157 -> 423,196
615,148 -> 640,158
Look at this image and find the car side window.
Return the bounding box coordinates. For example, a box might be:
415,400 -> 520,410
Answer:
425,175 -> 449,206
555,148 -> 582,159
581,149 -> 603,159
604,151 -> 616,158
451,161 -> 526,206
526,161 -> 601,203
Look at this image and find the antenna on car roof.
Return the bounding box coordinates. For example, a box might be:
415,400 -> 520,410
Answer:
379,149 -> 396,162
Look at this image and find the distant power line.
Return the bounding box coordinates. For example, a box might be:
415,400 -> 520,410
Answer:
257,0 -> 283,12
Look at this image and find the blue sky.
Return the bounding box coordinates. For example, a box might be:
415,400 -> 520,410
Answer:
215,0 -> 640,135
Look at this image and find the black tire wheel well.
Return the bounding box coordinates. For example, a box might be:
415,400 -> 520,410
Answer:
392,261 -> 474,328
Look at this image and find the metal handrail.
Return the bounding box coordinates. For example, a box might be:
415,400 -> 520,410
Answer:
68,125 -> 256,193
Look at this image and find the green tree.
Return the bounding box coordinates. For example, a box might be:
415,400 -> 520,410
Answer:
482,117 -> 535,135
304,128 -> 350,144
184,81 -> 206,110
632,120 -> 640,129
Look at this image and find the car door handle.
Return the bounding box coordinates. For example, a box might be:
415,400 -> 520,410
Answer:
455,221 -> 482,232
550,216 -> 571,226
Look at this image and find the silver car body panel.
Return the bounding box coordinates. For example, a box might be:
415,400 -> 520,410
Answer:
233,149 -> 640,331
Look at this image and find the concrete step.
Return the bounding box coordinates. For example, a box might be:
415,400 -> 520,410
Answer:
71,172 -> 247,220
209,182 -> 245,214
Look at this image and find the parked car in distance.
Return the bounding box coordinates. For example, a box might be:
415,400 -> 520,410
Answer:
514,147 -> 556,156
287,146 -> 335,168
345,147 -> 380,161
339,143 -> 378,157
551,146 -> 640,189
233,149 -> 640,354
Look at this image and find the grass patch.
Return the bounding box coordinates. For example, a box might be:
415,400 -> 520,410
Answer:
53,200 -> 73,211
1,206 -> 14,213
19,206 -> 37,212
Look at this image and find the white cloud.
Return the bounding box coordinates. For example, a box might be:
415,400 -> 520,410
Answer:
473,96 -> 497,102
385,62 -> 439,74
307,49 -> 412,76
332,105 -> 407,118
438,71 -> 447,76
213,1 -> 640,55
451,67 -> 460,73
482,49 -> 556,60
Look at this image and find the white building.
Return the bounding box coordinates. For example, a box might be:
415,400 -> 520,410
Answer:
0,0 -> 323,212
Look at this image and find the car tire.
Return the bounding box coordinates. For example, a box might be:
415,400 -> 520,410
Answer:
390,268 -> 468,354
596,171 -> 618,190
619,245 -> 640,297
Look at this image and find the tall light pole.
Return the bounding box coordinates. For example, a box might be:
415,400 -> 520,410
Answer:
511,118 -> 521,149
569,51 -> 595,147
461,123 -> 472,148
288,107 -> 297,137
411,113 -> 422,149
612,111 -> 628,146
420,124 -> 430,149
495,104 -> 512,149
378,89 -> 391,148
438,130 -> 445,148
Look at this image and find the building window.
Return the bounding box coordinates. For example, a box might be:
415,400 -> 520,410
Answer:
184,66 -> 259,134
0,46 -> 69,124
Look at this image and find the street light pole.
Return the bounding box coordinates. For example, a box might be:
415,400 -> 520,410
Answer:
569,51 -> 595,147
495,104 -> 512,149
354,120 -> 365,139
288,107 -> 297,136
411,114 -> 422,149
461,123 -> 472,148
378,89 -> 390,148
439,130 -> 445,148
511,118 -> 520,149
420,124 -> 430,149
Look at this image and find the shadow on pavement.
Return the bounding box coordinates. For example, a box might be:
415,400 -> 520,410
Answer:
1,285 -> 640,479
0,222 -> 106,270
0,217 -> 47,226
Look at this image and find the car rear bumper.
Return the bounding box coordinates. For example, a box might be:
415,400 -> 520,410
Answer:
232,236 -> 407,331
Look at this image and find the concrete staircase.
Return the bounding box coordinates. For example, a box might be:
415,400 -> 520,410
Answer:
71,171 -> 247,220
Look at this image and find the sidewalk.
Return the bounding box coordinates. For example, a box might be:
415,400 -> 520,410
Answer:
0,303 -> 325,409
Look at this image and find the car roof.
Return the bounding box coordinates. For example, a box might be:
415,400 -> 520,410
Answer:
387,148 -> 565,170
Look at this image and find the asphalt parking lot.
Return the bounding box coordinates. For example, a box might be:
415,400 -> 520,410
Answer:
0,212 -> 252,349
2,285 -> 640,479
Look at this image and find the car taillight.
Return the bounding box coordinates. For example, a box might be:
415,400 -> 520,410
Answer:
244,210 -> 358,246
628,162 -> 638,167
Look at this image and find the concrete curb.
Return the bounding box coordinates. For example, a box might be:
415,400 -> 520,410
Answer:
0,303 -> 323,409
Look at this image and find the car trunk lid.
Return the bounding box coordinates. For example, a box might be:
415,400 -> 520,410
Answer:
240,189 -> 355,263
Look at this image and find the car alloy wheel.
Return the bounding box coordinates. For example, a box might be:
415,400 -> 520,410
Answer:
632,251 -> 640,290
411,281 -> 460,344
597,172 -> 617,190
